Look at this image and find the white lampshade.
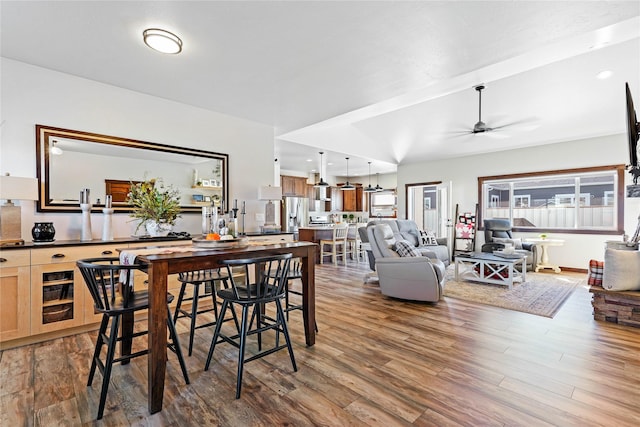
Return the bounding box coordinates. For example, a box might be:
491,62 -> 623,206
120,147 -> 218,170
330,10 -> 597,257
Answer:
0,175 -> 38,201
0,174 -> 39,246
258,185 -> 282,201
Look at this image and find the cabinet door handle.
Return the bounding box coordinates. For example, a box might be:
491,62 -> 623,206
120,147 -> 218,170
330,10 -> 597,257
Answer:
102,250 -> 113,255
0,258 -> 6,263
52,253 -> 66,259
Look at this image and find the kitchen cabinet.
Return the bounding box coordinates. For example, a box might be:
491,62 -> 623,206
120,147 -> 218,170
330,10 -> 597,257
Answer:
325,187 -> 343,212
281,175 -> 307,197
307,184 -> 317,212
30,245 -> 123,333
0,250 -> 31,341
30,262 -> 84,334
337,184 -> 364,212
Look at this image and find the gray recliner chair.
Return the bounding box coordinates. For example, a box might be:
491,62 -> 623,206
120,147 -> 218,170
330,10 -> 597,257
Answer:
367,224 -> 445,302
480,218 -> 537,271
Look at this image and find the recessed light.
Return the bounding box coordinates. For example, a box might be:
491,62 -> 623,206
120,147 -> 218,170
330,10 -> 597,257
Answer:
143,28 -> 182,54
596,70 -> 613,80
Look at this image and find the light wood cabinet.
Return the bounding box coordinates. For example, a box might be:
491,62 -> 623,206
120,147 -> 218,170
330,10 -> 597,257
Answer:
30,262 -> 84,334
29,244 -> 124,331
30,244 -> 122,334
0,250 -> 31,341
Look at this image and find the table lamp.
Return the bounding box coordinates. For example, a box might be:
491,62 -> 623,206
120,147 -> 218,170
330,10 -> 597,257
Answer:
258,185 -> 282,232
0,173 -> 39,246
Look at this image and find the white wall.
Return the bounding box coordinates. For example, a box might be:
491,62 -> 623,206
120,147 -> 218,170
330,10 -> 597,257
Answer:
397,134 -> 638,269
1,58 -> 276,240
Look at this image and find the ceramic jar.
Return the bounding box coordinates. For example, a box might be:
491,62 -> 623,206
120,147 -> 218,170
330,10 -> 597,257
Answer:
32,222 -> 56,242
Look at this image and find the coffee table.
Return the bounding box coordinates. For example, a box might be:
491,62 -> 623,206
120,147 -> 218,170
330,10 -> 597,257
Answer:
454,252 -> 526,289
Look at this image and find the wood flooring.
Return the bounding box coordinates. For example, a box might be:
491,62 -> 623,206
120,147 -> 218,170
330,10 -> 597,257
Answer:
2,261 -> 640,426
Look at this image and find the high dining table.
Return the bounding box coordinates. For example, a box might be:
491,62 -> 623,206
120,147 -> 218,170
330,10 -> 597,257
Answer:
121,240 -> 317,415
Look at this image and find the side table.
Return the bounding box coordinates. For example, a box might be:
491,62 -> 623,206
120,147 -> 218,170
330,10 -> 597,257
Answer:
526,238 -> 564,273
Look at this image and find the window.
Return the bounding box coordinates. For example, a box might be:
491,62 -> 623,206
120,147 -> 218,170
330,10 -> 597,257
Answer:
478,165 -> 624,234
370,191 -> 397,218
514,195 -> 530,208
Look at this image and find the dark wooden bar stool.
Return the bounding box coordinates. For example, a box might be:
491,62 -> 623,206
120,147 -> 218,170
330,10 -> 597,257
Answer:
77,257 -> 190,420
173,268 -> 237,356
204,253 -> 296,398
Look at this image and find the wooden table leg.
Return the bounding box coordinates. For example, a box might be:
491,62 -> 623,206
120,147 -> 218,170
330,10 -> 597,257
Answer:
147,261 -> 168,414
301,245 -> 316,346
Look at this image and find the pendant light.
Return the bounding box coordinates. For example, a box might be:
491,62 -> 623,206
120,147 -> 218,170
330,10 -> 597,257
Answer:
314,151 -> 329,187
341,157 -> 355,190
364,161 -> 376,192
375,173 -> 383,191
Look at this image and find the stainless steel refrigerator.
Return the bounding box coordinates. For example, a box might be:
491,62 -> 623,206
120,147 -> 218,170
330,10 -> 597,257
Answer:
282,196 -> 309,239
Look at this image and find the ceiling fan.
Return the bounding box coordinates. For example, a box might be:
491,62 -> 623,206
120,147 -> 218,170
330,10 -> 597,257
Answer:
452,84 -> 538,137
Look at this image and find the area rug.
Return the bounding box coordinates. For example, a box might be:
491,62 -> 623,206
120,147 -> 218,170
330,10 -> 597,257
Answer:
443,266 -> 583,318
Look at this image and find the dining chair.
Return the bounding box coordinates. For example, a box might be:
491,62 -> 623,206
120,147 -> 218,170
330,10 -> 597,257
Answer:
204,253 -> 296,398
77,257 -> 190,420
320,224 -> 349,265
173,268 -> 239,356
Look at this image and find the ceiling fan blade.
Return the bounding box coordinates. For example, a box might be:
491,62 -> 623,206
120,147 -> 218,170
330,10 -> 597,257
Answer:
489,116 -> 540,131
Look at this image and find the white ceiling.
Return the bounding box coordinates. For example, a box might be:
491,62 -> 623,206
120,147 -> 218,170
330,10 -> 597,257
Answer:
2,1 -> 639,178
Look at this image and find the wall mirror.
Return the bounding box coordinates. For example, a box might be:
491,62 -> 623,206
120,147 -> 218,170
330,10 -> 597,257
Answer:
36,125 -> 229,213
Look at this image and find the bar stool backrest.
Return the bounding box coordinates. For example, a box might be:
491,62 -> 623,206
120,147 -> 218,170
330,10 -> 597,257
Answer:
77,257 -> 139,313
221,253 -> 292,302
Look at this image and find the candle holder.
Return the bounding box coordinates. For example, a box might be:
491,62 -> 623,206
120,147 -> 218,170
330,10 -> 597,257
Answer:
102,208 -> 114,241
81,203 -> 93,241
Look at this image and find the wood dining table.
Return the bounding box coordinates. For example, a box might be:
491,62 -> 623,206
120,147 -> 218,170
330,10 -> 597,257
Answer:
124,240 -> 317,414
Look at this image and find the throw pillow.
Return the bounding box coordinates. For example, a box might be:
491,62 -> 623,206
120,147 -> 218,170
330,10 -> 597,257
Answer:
394,240 -> 421,257
587,259 -> 604,287
603,248 -> 640,291
493,237 -> 523,249
419,229 -> 438,246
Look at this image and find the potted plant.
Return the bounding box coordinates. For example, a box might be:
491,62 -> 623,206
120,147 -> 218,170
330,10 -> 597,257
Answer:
127,178 -> 181,236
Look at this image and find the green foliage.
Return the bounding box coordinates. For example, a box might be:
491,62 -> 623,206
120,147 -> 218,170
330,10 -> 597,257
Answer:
127,178 -> 181,231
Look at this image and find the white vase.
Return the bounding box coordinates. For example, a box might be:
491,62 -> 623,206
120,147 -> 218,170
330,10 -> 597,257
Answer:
145,220 -> 172,237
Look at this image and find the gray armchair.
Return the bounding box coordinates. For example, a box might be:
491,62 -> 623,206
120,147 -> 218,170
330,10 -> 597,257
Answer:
367,224 -> 445,302
480,218 -> 537,271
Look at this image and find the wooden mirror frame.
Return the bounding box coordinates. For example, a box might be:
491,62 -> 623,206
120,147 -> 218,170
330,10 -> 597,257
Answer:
35,124 -> 229,213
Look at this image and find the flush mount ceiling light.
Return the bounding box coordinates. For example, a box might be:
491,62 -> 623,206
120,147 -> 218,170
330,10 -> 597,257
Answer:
143,28 -> 183,54
314,151 -> 329,187
50,140 -> 63,155
341,157 -> 355,190
364,162 -> 376,193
